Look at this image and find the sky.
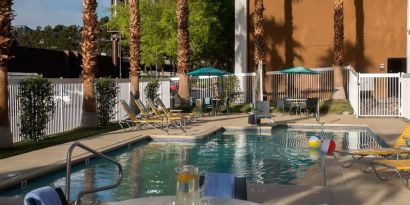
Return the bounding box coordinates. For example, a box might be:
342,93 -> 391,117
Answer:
12,0 -> 112,28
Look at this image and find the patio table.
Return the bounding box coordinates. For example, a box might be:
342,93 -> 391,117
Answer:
285,98 -> 307,115
99,196 -> 261,205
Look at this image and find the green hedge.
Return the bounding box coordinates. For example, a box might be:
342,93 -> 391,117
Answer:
96,78 -> 119,126
18,76 -> 55,140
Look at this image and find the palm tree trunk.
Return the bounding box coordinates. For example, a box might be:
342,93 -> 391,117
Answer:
254,0 -> 265,101
129,0 -> 140,102
332,0 -> 346,99
177,0 -> 190,105
0,0 -> 14,147
254,0 -> 265,70
80,0 -> 99,127
333,0 -> 346,99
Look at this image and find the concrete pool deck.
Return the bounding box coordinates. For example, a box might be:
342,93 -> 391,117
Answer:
0,113 -> 409,205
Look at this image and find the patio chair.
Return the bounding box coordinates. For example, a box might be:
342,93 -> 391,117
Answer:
154,97 -> 199,121
120,100 -> 170,133
304,97 -> 318,116
276,98 -> 286,113
337,122 -> 410,168
202,97 -> 215,115
226,97 -> 231,114
370,159 -> 410,189
283,97 -> 295,114
251,101 -> 274,123
135,99 -> 186,133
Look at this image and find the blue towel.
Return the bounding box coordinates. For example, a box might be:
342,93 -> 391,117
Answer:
24,186 -> 63,205
203,173 -> 235,199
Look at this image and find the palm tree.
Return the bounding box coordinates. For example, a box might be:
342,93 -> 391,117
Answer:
129,0 -> 141,100
254,0 -> 265,101
177,0 -> 190,104
254,0 -> 265,69
333,0 -> 346,99
0,0 -> 14,147
80,0 -> 99,127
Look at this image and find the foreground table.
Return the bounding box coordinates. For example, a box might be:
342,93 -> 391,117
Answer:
99,196 -> 261,205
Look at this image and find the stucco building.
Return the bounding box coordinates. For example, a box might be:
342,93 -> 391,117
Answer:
235,0 -> 407,74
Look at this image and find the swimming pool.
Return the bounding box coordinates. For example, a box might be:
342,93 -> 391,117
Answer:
0,125 -> 386,202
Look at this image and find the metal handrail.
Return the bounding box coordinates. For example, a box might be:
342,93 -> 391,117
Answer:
65,142 -> 123,205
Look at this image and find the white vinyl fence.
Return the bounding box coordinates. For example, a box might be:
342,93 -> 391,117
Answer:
8,78 -> 170,143
266,67 -> 335,101
172,67 -> 335,105
171,73 -> 256,105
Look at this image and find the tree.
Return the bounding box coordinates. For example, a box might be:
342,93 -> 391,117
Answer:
176,0 -> 190,104
129,0 -> 141,100
0,0 -> 14,147
333,0 -> 346,99
107,0 -> 234,71
80,0 -> 99,127
13,18 -> 111,54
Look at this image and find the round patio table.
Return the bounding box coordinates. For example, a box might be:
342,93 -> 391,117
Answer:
99,196 -> 261,205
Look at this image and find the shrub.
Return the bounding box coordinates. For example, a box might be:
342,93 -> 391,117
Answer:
230,105 -> 243,113
18,76 -> 55,140
240,103 -> 252,113
320,99 -> 353,114
145,80 -> 160,100
96,78 -> 119,126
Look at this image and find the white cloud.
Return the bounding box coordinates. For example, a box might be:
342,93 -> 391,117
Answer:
13,0 -> 111,28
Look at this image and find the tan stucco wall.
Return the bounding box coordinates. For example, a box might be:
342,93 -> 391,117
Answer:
248,0 -> 406,73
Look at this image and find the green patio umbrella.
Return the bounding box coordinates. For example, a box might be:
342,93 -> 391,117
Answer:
278,66 -> 321,75
187,66 -> 229,76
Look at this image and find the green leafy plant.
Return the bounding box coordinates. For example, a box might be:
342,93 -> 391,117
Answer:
240,103 -> 252,113
18,76 -> 55,140
145,80 -> 160,100
96,78 -> 119,126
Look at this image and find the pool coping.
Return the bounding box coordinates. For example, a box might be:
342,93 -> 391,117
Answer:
0,122 -> 381,193
0,135 -> 151,191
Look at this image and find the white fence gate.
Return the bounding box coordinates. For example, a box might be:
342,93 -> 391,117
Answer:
345,68 -> 403,118
8,78 -> 170,143
346,68 -> 360,116
401,74 -> 410,120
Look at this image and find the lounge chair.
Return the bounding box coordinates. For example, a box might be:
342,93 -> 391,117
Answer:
370,159 -> 410,188
337,123 -> 410,168
251,101 -> 274,123
134,99 -> 186,133
154,97 -> 199,121
145,98 -> 189,123
119,100 -> 170,133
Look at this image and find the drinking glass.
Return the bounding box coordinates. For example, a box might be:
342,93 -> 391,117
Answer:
175,165 -> 206,205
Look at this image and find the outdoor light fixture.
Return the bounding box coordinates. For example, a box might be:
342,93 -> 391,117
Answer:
108,31 -> 122,78
379,63 -> 385,71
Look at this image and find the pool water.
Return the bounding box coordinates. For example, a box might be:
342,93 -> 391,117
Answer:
0,126 -> 386,202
